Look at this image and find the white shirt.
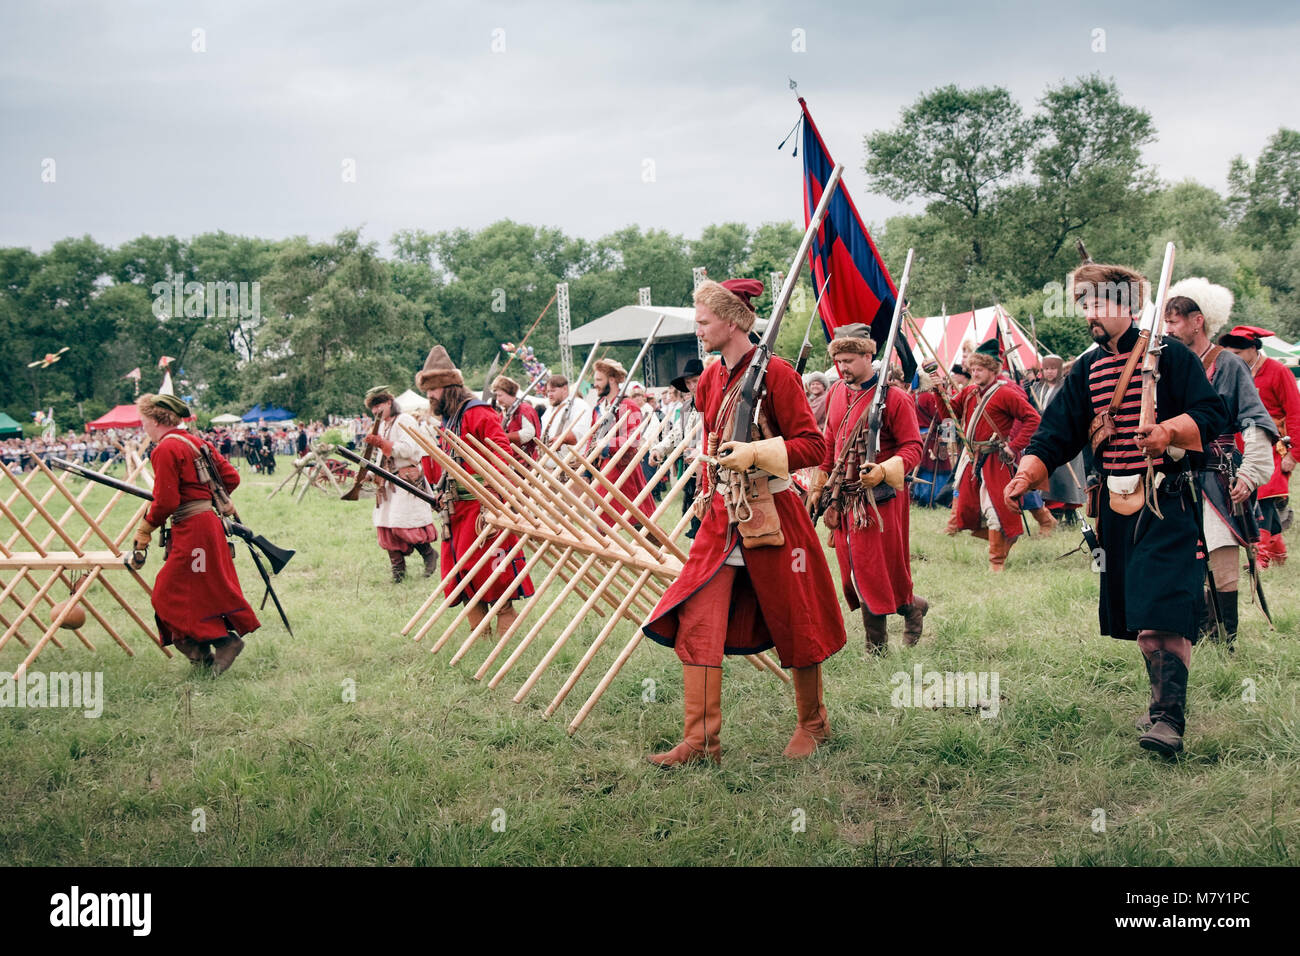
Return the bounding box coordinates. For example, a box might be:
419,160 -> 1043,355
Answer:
540,395 -> 591,446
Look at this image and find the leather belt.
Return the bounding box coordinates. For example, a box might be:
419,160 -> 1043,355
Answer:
171,499 -> 216,524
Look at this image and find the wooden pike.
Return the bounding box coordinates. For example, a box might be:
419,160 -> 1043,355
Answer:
402,524 -> 493,635
473,545 -> 575,680
428,532 -> 533,654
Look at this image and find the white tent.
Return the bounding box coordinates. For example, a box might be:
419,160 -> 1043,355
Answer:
210,413 -> 242,424
396,389 -> 430,413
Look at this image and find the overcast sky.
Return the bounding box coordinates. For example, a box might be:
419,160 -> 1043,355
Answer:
2,0 -> 1297,252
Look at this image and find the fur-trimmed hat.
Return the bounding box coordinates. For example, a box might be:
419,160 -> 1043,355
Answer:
491,375 -> 520,397
416,345 -> 463,391
828,323 -> 877,359
1067,263 -> 1149,313
1166,277 -> 1234,337
364,385 -> 394,408
593,358 -> 627,382
694,278 -> 764,333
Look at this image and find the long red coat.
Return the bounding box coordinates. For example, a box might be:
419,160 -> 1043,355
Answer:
1253,356 -> 1300,500
146,429 -> 260,645
953,378 -> 1040,539
644,350 -> 846,668
589,397 -> 653,523
822,380 -> 923,615
421,403 -> 535,605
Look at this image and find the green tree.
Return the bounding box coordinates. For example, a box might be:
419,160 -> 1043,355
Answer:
1228,127 -> 1300,248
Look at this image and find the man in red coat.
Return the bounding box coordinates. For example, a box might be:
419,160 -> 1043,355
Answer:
643,278 -> 846,766
810,324 -> 927,653
586,358 -> 653,524
417,346 -> 535,639
492,374 -> 542,464
951,339 -> 1041,570
1220,325 -> 1300,567
131,393 -> 259,674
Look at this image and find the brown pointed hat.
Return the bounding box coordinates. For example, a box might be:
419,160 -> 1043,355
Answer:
416,345 -> 464,391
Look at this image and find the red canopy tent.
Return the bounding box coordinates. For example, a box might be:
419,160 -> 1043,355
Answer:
86,404 -> 143,431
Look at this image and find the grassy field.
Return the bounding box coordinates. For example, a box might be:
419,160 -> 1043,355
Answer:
2,456 -> 1297,866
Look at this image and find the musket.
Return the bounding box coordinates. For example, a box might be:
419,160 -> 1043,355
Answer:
340,412 -> 381,500
728,164 -> 844,448
1138,241 -> 1177,517
1226,452 -> 1273,628
547,339 -> 602,447
794,272 -> 833,376
46,455 -> 295,635
587,314 -> 666,450
1076,237 -> 1094,265
334,445 -> 439,507
480,353 -> 501,404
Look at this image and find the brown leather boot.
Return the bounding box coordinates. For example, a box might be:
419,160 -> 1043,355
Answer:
900,596 -> 928,646
988,529 -> 1009,572
1030,506 -> 1058,534
210,635 -> 245,675
415,542 -> 438,578
783,664 -> 829,758
495,602 -> 518,640
173,637 -> 212,666
388,550 -> 407,583
863,610 -> 888,655
647,664 -> 721,767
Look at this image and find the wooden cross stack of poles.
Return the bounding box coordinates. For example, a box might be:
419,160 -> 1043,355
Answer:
401,405 -> 788,735
0,449 -> 166,679
267,447 -> 346,502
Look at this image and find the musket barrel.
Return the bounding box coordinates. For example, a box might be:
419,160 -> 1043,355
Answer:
334,445 -> 439,506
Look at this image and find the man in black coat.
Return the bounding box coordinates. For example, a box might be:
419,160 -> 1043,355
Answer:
1006,261 -> 1228,758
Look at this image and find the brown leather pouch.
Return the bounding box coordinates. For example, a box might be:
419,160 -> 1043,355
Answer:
1089,411 -> 1116,455
1107,473 -> 1145,516
823,504 -> 841,530
738,473 -> 784,548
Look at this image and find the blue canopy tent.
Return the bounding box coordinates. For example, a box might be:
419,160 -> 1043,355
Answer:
242,404 -> 295,422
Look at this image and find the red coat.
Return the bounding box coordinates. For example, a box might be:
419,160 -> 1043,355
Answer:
1252,356 -> 1300,500
644,350 -> 846,668
953,379 -> 1040,539
503,401 -> 542,463
420,403 -> 535,605
146,429 -> 260,645
821,380 -> 923,615
589,398 -> 653,523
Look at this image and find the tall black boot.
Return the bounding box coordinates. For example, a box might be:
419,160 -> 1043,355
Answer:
388,550 -> 407,583
414,542 -> 437,578
1139,650 -> 1188,757
1136,653 -> 1156,733
1219,590 -> 1239,649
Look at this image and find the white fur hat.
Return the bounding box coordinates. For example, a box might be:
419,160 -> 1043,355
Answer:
1167,277 -> 1234,337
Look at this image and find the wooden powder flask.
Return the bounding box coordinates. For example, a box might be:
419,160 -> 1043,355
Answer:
51,573 -> 87,630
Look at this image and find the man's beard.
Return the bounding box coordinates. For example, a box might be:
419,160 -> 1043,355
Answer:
1088,323 -> 1109,344
599,383 -> 612,400
430,394 -> 449,418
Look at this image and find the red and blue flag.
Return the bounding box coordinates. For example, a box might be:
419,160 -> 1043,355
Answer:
800,97 -> 916,381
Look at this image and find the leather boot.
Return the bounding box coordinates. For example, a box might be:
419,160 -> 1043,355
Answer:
173,636 -> 212,667
783,664 -> 829,758
1217,589 -> 1238,649
1139,649 -> 1188,757
210,634 -> 245,675
899,596 -> 928,646
1030,506 -> 1058,534
1136,652 -> 1156,732
987,529 -> 1009,572
863,609 -> 888,655
1256,531 -> 1272,569
388,550 -> 406,583
495,602 -> 518,640
944,510 -> 962,535
647,664 -> 721,767
415,542 -> 438,578
1268,532 -> 1287,566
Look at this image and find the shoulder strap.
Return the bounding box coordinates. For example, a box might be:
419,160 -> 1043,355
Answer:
1201,344 -> 1224,375
1108,333 -> 1149,415
970,380 -> 1007,439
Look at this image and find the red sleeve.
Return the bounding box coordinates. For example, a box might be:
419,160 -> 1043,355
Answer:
886,388 -> 925,471
1274,362 -> 1300,446
465,404 -> 513,468
607,399 -> 641,454
763,358 -> 825,472
1004,387 -> 1041,454
146,441 -> 184,526
820,383 -> 846,473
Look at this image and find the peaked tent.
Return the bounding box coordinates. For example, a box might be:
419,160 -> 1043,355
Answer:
0,412 -> 22,437
395,389 -> 430,413
242,404 -> 295,422
906,305 -> 1044,372
210,413 -> 243,424
87,404 -> 143,431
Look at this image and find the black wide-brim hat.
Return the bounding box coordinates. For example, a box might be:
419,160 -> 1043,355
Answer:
671,358 -> 705,392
